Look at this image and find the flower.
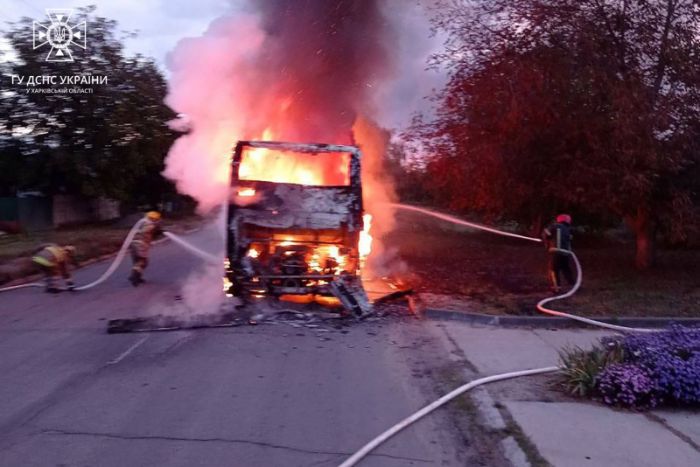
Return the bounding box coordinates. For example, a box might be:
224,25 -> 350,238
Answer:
565,326 -> 700,409
597,363 -> 659,408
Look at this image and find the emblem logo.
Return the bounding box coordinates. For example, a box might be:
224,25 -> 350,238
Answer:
33,9 -> 86,62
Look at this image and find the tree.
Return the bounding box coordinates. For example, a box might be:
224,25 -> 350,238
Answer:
417,0 -> 700,268
0,6 -> 177,205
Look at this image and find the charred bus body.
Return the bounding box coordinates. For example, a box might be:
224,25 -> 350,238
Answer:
225,141 -> 371,315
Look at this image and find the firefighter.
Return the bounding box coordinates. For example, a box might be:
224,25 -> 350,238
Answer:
542,214 -> 575,293
129,211 -> 164,286
31,244 -> 76,293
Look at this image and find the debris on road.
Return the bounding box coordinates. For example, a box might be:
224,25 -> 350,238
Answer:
106,292 -> 416,334
107,312 -> 246,333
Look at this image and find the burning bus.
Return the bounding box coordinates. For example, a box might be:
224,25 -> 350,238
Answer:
225,140 -> 373,316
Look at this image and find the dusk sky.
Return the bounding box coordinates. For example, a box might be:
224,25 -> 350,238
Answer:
1,0 -> 445,130
1,0 -> 234,67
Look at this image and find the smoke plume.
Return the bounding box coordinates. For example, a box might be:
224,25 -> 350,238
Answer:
352,115 -> 404,277
163,0 -> 425,289
164,0 -> 396,208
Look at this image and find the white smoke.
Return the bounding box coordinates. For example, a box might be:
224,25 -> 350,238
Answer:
163,14 -> 266,213
160,1 -> 441,304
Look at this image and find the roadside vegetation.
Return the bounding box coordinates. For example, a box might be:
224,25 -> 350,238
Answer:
0,216 -> 201,285
559,326 -> 700,409
401,0 -> 700,271
389,210 -> 700,318
0,6 -> 178,206
0,6 -> 194,286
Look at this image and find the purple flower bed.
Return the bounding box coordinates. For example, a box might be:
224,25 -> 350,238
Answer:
597,363 -> 659,408
596,326 -> 700,408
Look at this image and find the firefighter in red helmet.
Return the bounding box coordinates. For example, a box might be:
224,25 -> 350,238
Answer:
129,211 -> 164,286
541,214 -> 575,293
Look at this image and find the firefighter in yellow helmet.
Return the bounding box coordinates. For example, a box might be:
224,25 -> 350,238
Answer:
129,211 -> 164,286
32,244 -> 77,293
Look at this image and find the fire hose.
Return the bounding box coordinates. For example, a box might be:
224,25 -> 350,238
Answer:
74,219 -> 147,291
0,220 -> 218,294
338,366 -> 560,467
389,203 -> 656,333
0,206 -> 665,466
338,204 -> 659,467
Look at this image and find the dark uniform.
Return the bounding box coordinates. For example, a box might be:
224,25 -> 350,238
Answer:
542,218 -> 574,292
129,212 -> 163,286
32,244 -> 75,293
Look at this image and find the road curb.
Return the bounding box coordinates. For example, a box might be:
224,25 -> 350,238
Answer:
470,387 -> 507,431
500,436 -> 532,467
424,308 -> 700,329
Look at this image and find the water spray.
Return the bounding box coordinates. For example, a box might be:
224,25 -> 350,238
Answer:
163,232 -> 220,264
388,203 -> 657,333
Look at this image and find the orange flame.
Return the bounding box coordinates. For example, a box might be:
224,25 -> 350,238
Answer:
359,213 -> 373,261
235,123 -> 374,264
238,128 -> 350,186
237,187 -> 256,197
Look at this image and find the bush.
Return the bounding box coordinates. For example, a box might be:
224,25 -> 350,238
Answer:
597,363 -> 659,408
559,326 -> 700,409
622,326 -> 700,405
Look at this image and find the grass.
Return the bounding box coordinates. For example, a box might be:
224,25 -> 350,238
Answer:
559,344 -> 625,398
0,225 -> 132,263
387,210 -> 700,318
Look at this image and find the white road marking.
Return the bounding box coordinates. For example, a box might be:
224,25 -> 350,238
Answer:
107,336 -> 149,365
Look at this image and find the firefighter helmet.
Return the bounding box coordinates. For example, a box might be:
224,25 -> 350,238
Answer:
146,211 -> 161,221
556,214 -> 572,224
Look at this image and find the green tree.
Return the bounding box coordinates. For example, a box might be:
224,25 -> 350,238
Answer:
417,0 -> 700,268
0,6 -> 177,205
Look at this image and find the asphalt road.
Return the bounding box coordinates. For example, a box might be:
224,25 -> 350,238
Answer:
0,227 -> 468,466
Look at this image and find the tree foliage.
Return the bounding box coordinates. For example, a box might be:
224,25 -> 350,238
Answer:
415,0 -> 700,268
0,6 -> 177,206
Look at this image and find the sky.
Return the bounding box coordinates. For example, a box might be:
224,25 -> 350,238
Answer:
1,0 -> 446,130
1,0 -> 233,65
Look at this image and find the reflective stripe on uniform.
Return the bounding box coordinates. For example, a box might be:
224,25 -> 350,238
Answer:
32,255 -> 55,267
556,228 -> 561,250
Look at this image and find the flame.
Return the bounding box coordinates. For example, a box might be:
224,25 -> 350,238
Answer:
359,213 -> 373,261
222,275 -> 233,297
237,187 -> 256,197
232,119 -> 374,279
238,128 -> 350,186
301,244 -> 348,273
247,247 -> 260,258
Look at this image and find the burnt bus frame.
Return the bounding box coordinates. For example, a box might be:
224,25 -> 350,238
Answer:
226,140 -> 364,298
